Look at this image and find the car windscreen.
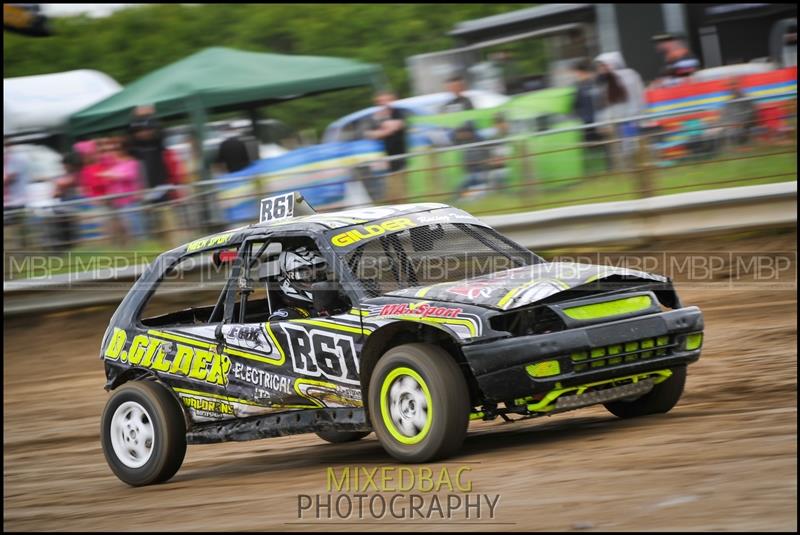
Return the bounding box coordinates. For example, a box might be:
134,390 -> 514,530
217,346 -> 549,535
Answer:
342,222 -> 541,296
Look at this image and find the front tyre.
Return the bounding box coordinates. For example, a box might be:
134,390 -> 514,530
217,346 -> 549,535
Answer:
101,381 -> 187,486
368,344 -> 469,463
604,366 -> 687,418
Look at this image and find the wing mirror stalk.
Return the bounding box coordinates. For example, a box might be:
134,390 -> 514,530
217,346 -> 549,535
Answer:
214,322 -> 226,355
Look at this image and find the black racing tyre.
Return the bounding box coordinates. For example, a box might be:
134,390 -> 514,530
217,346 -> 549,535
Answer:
101,381 -> 187,486
315,430 -> 371,444
603,366 -> 687,419
368,343 -> 470,463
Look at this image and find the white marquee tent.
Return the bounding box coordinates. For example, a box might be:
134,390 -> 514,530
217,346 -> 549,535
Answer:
4,69 -> 122,136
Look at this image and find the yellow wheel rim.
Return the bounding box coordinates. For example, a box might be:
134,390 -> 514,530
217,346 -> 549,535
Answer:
379,367 -> 433,445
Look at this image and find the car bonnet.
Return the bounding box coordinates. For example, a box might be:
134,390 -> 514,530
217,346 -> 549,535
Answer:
384,262 -> 668,310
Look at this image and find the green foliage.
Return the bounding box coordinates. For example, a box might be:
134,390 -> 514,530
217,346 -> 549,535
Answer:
4,4 -> 534,134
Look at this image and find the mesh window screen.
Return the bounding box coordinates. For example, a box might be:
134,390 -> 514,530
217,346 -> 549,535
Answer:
345,223 -> 541,296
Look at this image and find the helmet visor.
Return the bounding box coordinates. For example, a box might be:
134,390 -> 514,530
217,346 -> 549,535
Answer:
287,263 -> 327,291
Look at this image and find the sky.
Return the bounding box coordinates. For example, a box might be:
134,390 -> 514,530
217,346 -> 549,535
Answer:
40,4 -> 135,18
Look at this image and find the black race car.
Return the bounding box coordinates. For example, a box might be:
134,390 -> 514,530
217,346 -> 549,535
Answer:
99,192 -> 704,485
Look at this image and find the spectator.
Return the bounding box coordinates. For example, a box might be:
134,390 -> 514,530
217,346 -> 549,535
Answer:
440,75 -> 475,113
78,140 -> 109,199
758,101 -> 793,145
50,151 -> 83,251
651,33 -> 701,86
454,121 -> 492,199
571,59 -> 609,173
127,105 -> 171,201
188,135 -> 204,181
55,151 -> 82,203
4,137 -> 32,248
721,79 -> 757,150
683,117 -> 719,161
86,137 -> 123,242
364,90 -> 408,201
571,59 -> 601,140
595,52 -> 645,120
4,137 -> 30,212
216,125 -> 253,174
483,113 -> 513,189
104,137 -> 146,243
241,125 -> 261,162
595,52 -> 645,169
163,144 -> 186,189
593,56 -> 631,171
74,140 -> 94,159
594,56 -> 630,121
127,105 -> 185,242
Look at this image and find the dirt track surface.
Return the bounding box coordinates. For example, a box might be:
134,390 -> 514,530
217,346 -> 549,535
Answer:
4,230 -> 797,531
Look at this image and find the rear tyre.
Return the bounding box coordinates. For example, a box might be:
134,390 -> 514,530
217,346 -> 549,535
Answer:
368,343 -> 470,463
604,366 -> 687,419
315,430 -> 370,444
101,381 -> 187,486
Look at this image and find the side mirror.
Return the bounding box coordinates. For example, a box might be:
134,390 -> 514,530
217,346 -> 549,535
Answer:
214,322 -> 225,355
312,280 -> 345,315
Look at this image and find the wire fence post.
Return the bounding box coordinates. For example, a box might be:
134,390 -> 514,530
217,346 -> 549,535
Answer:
204,183 -> 226,234
385,157 -> 406,204
427,149 -> 443,199
635,130 -> 656,199
518,138 -> 536,200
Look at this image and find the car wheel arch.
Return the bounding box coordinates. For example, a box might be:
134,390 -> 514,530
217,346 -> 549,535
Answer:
105,367 -> 191,431
359,322 -> 477,413
105,366 -> 157,391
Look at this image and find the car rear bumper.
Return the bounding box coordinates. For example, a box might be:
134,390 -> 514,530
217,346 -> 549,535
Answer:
462,307 -> 703,402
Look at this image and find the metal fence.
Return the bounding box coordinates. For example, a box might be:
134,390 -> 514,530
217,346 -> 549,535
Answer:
3,94 -> 797,260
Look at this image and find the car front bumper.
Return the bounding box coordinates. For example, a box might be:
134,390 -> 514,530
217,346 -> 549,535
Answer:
462,306 -> 704,402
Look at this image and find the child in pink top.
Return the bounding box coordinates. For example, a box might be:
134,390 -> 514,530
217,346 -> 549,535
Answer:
104,137 -> 145,240
105,154 -> 143,208
78,141 -> 108,198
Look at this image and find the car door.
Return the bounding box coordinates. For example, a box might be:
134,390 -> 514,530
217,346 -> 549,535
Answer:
132,244 -> 241,423
220,236 -> 367,413
263,311 -> 366,410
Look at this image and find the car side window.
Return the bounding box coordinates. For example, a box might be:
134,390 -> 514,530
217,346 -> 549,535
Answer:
139,247 -> 237,326
231,239 -> 279,324
232,237 -> 351,322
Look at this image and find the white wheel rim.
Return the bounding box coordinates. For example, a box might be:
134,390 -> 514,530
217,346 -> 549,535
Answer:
110,401 -> 155,468
388,375 -> 429,438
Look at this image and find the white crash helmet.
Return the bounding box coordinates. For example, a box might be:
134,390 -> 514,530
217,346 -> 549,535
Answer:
278,246 -> 327,304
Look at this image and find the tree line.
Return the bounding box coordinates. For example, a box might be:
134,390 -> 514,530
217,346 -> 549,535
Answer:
4,4 -> 533,135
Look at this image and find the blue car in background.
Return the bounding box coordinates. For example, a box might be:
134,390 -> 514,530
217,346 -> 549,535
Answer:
322,90 -> 510,143
217,139 -> 385,222
216,90 -> 509,222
